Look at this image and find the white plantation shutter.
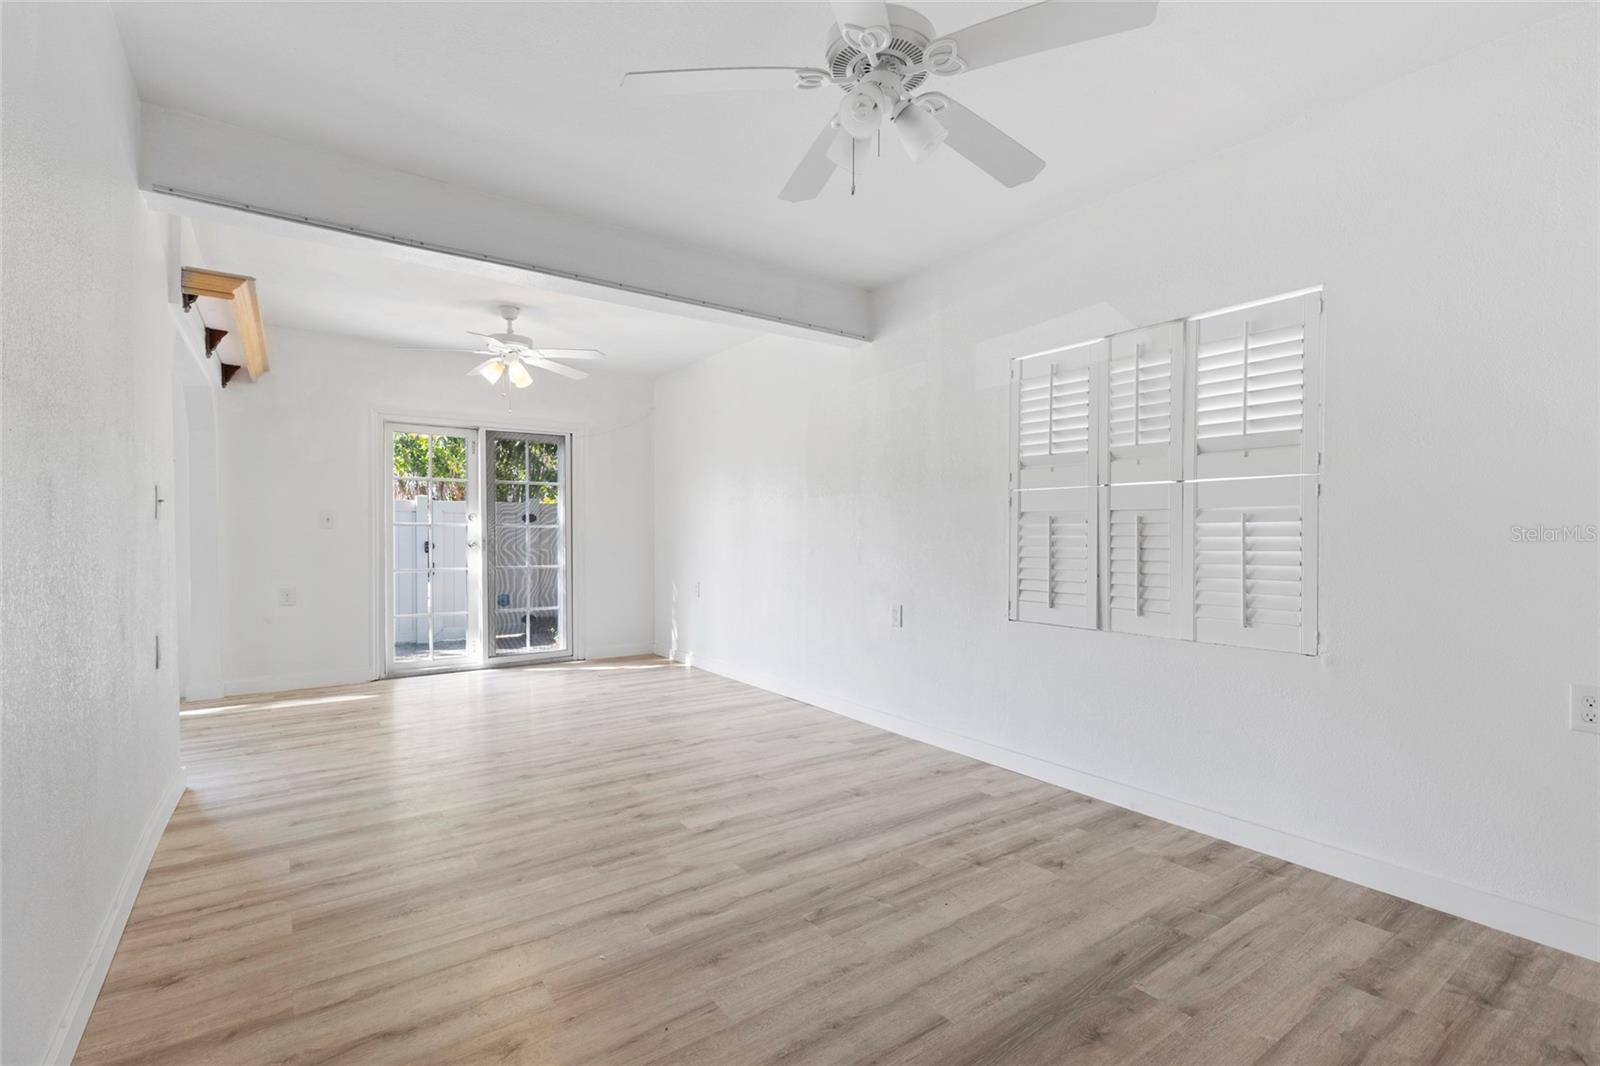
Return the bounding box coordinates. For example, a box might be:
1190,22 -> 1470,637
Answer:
1186,291 -> 1322,480
1104,321 -> 1183,484
1101,482 -> 1189,639
1005,290 -> 1322,655
1012,340 -> 1105,491
1010,486 -> 1098,628
1186,475 -> 1318,654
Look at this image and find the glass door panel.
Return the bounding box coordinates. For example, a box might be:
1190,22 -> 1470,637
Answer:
487,431 -> 569,659
387,426 -> 480,671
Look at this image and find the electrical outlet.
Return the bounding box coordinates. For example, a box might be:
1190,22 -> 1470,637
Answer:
277,585 -> 298,608
1572,684 -> 1600,734
891,604 -> 904,628
695,581 -> 702,599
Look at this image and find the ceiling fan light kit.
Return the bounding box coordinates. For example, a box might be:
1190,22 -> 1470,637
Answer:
892,99 -> 947,163
621,1 -> 1159,200
401,304 -> 606,394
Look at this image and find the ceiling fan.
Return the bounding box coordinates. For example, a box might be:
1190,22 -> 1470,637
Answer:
407,305 -> 605,389
621,1 -> 1158,201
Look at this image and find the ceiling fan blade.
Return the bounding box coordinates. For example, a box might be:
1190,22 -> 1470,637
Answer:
943,1 -> 1158,73
524,357 -> 590,381
934,96 -> 1045,187
830,0 -> 890,34
621,66 -> 822,95
779,122 -> 844,203
531,348 -> 606,361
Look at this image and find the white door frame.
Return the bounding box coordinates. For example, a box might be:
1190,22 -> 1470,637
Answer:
381,420 -> 485,678
371,408 -> 580,680
482,428 -> 576,667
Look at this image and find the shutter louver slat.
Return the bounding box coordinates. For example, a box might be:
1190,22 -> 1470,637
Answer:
1187,291 -> 1321,480
1187,475 -> 1317,653
1010,486 -> 1098,628
1101,481 -> 1186,638
1014,341 -> 1103,492
1104,321 -> 1183,485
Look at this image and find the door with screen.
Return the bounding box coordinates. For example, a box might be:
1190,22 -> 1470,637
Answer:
486,431 -> 570,660
387,425 -> 481,672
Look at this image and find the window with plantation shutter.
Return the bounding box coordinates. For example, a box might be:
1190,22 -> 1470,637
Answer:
1104,321 -> 1183,484
1186,291 -> 1321,480
1010,486 -> 1098,629
1101,482 -> 1188,639
1006,288 -> 1321,654
1186,475 -> 1318,654
1012,340 -> 1104,491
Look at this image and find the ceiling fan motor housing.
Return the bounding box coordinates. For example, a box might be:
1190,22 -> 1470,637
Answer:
825,4 -> 933,94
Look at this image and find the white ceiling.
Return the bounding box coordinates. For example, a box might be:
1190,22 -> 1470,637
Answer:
118,2 -> 1561,289
185,215 -> 758,374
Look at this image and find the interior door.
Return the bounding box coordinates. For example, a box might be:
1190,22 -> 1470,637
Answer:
387,424 -> 481,673
486,430 -> 571,661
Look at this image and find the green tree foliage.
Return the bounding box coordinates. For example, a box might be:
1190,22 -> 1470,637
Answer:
395,433 -> 558,503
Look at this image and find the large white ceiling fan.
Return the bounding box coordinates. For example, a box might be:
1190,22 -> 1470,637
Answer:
621,1 -> 1158,200
407,305 -> 605,389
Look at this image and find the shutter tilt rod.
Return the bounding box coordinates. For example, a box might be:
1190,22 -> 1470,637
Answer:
1239,511 -> 1250,628
1134,512 -> 1143,618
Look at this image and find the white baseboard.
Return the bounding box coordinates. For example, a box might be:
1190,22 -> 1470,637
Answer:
676,651 -> 1600,962
223,667 -> 373,697
583,640 -> 657,662
44,768 -> 186,1065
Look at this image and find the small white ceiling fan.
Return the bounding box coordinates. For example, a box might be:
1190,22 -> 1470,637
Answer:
408,305 -> 605,389
621,1 -> 1158,200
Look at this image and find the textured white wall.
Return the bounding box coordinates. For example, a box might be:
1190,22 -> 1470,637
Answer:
655,11 -> 1600,954
0,5 -> 184,1062
211,327 -> 655,694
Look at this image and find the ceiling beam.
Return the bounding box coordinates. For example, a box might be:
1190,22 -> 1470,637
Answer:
140,106 -> 871,345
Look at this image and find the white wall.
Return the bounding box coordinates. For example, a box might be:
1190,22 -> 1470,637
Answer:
0,6 -> 185,1062
211,326 -> 655,694
654,10 -> 1600,957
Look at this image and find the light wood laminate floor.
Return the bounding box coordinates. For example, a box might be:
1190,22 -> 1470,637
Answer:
76,659 -> 1598,1065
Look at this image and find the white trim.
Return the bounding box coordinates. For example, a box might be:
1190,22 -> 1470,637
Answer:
671,652 -> 1600,962
583,640 -> 656,661
371,410 -> 585,679
224,667 -> 376,697
44,769 -> 186,1065
1189,284 -> 1325,322
1013,334 -> 1109,364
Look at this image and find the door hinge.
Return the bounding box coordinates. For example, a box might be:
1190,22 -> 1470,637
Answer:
155,634 -> 161,670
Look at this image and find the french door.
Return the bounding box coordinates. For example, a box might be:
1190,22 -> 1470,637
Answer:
486,430 -> 570,661
384,422 -> 570,676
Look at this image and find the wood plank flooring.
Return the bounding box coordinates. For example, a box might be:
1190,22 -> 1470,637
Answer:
75,658 -> 1598,1065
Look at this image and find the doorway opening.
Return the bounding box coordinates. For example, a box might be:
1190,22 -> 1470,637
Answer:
384,422 -> 571,676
